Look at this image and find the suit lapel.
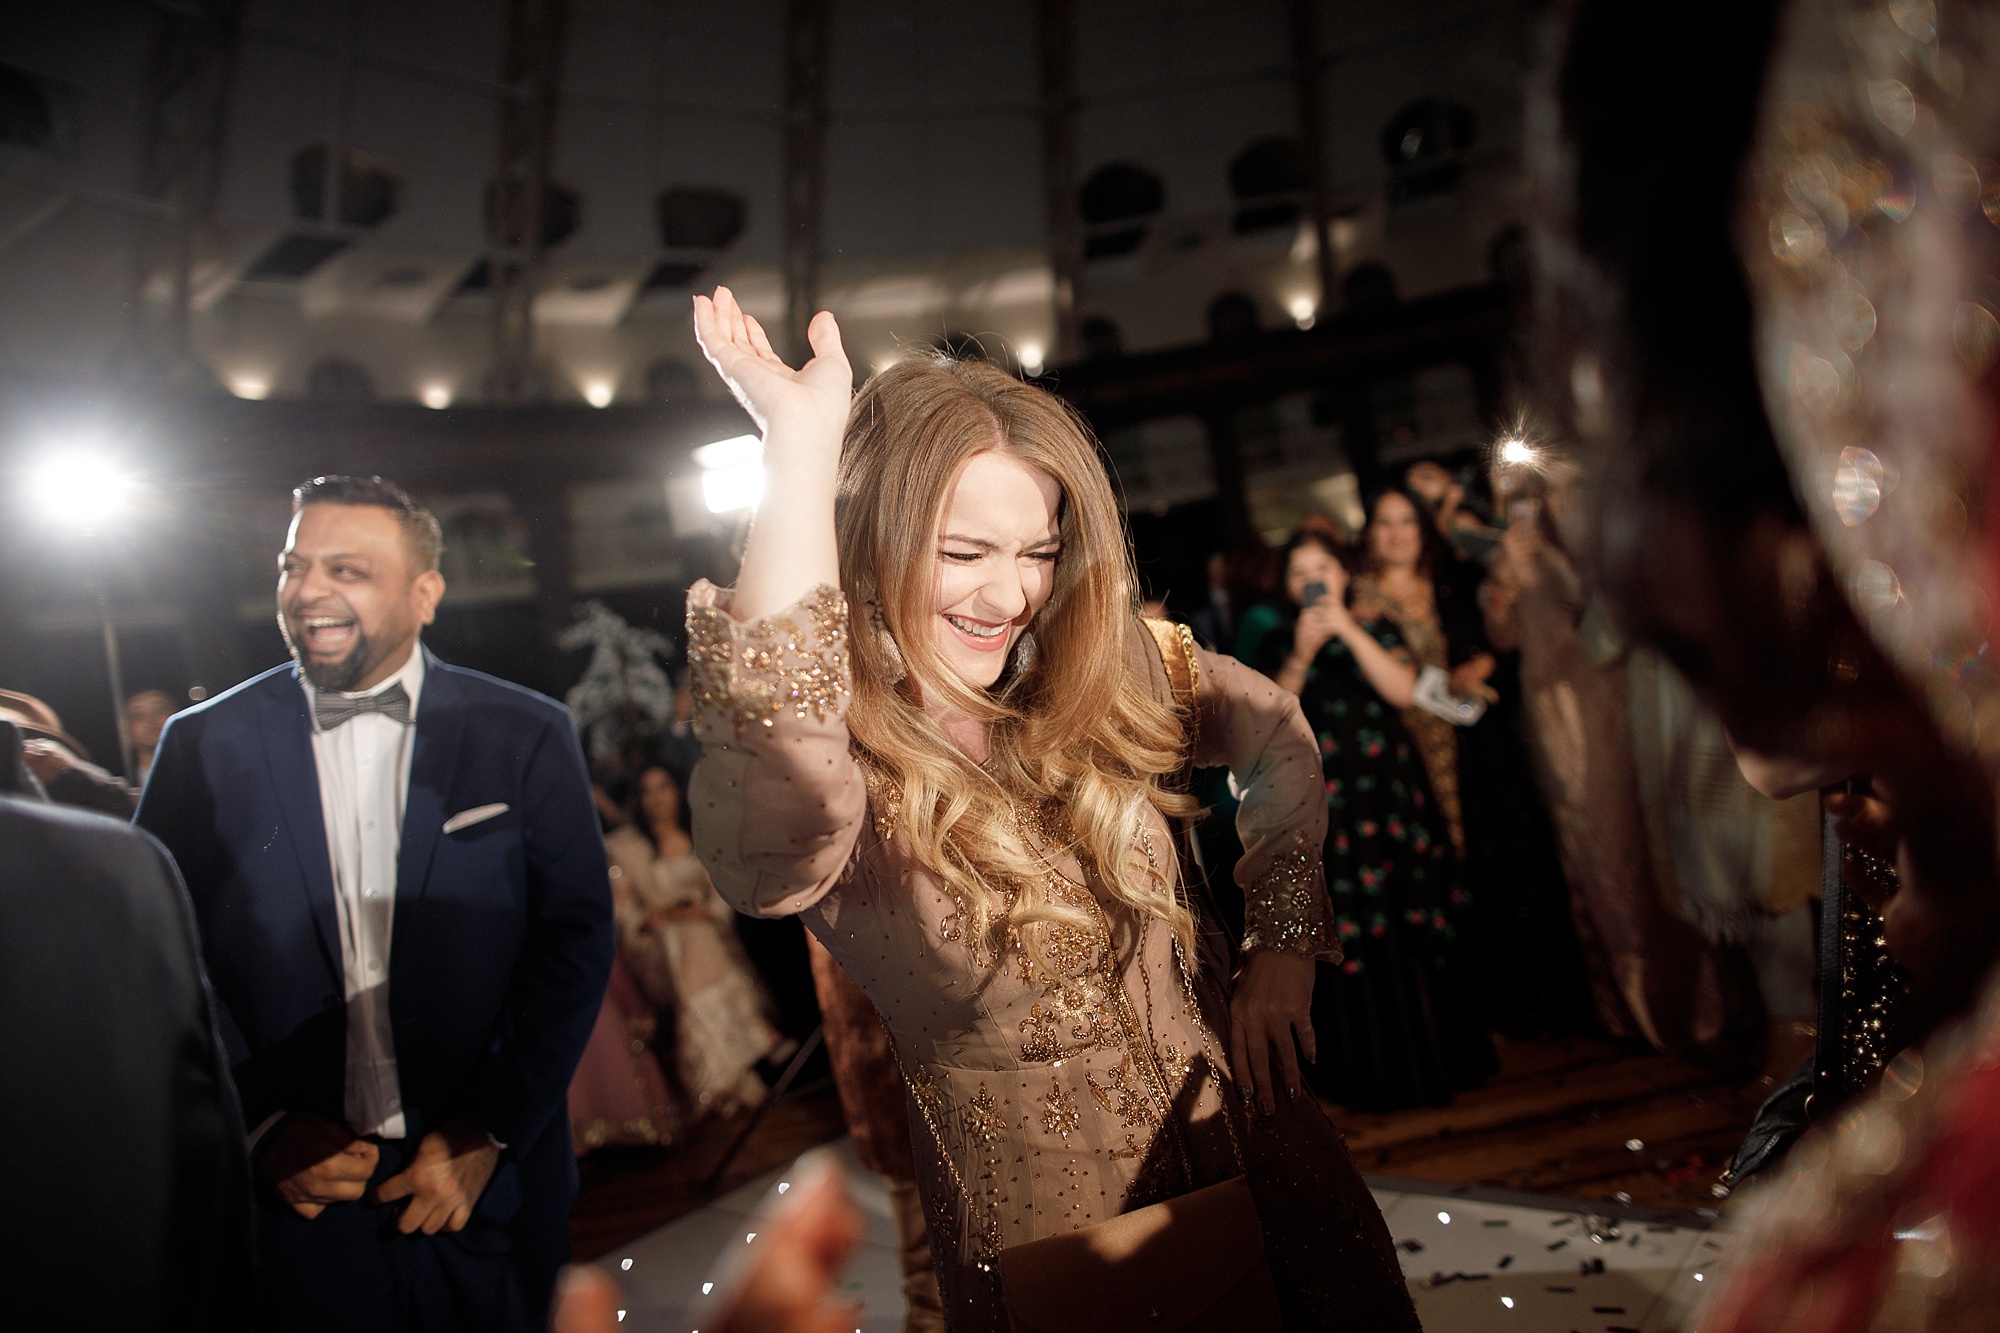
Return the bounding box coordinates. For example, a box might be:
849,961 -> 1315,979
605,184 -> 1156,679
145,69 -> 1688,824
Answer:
396,648 -> 465,913
255,670 -> 343,984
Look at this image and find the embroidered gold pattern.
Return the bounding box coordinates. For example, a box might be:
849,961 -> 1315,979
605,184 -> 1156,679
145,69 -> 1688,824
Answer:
686,584 -> 850,734
1085,1053 -> 1162,1131
1038,1082 -> 1081,1138
855,750 -> 904,842
1010,801 -> 1125,1062
1243,828 -> 1338,959
1158,1042 -> 1193,1092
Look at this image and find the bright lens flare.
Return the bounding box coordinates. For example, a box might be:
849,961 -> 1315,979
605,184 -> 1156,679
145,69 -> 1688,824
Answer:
696,434 -> 764,514
26,453 -> 138,529
1497,436 -> 1536,467
420,383 -> 452,409
583,378 -> 615,408
1018,342 -> 1045,375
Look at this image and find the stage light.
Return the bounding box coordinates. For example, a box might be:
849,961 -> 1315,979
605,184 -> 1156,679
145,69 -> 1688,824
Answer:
230,375 -> 271,400
25,451 -> 138,531
583,378 -> 615,408
695,434 -> 764,514
1019,342 -> 1045,376
420,383 -> 452,409
1497,436 -> 1536,467
1288,295 -> 1317,329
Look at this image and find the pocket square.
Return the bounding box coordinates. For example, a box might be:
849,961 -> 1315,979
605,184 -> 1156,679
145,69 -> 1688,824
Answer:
442,803 -> 509,834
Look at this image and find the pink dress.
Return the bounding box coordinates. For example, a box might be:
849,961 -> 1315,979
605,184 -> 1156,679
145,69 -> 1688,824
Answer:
686,584 -> 1417,1331
567,951 -> 680,1153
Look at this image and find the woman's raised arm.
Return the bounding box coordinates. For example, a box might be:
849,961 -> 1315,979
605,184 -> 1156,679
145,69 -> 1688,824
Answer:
692,286 -> 851,620
684,290 -> 867,919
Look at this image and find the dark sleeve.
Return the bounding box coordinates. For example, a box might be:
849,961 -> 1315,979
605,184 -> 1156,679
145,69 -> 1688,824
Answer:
45,757 -> 135,818
1248,610 -> 1295,676
140,831 -> 255,1330
1434,561 -> 1492,664
460,712 -> 615,1150
134,718 -> 256,1074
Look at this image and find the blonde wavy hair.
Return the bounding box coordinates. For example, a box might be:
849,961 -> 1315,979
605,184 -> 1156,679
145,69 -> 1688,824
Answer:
837,354 -> 1198,958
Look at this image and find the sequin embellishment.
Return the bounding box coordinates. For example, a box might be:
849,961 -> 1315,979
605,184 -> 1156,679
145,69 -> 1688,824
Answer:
686,583 -> 850,734
1243,827 -> 1339,959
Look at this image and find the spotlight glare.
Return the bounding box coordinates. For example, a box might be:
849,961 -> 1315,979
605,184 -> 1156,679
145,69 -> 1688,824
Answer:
1288,295 -> 1317,329
1497,436 -> 1536,467
583,378 -> 615,408
420,383 -> 452,409
695,434 -> 765,514
26,452 -> 138,530
230,376 -> 271,400
1019,342 -> 1045,375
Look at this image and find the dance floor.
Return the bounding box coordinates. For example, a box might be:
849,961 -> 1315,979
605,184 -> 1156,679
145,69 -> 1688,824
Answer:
570,1034 -> 1761,1330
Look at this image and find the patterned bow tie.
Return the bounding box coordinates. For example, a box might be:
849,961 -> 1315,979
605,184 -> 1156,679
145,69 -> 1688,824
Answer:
314,681 -> 412,731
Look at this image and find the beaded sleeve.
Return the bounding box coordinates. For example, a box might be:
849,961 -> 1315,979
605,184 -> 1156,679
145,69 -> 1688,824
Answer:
683,581 -> 867,919
1191,646 -> 1342,963
685,581 -> 852,737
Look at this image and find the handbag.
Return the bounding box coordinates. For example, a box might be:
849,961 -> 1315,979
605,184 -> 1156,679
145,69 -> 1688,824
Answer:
999,1175 -> 1281,1333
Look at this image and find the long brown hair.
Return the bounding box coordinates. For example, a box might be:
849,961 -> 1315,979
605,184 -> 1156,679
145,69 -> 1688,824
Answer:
837,355 -> 1196,956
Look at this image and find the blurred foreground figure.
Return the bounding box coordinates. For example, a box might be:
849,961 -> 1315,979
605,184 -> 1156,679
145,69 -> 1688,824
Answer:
136,475 -> 613,1331
0,688 -> 134,816
0,720 -> 251,1329
552,1154 -> 865,1333
1544,0 -> 2000,1326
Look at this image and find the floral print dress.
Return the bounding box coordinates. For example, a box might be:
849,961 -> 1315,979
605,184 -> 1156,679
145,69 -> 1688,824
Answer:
1256,609 -> 1495,1112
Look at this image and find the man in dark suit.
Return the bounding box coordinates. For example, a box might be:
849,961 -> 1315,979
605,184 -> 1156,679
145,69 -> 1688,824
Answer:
137,475 -> 613,1331
0,721 -> 252,1331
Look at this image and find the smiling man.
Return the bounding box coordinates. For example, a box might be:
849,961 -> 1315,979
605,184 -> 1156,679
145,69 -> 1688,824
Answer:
135,475 -> 612,1331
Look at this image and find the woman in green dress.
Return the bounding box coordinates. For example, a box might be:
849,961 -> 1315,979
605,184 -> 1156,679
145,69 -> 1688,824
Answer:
1256,526 -> 1495,1111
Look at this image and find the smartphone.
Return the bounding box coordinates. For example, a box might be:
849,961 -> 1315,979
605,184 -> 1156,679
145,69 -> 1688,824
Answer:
1302,580 -> 1328,608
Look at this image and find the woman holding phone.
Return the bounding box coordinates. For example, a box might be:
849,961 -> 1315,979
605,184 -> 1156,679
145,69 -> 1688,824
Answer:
1257,527 -> 1495,1111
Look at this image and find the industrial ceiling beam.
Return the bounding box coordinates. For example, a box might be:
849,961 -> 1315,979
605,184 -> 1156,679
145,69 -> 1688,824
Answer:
781,0 -> 831,365
1289,0 -> 1338,315
489,0 -> 571,404
130,0 -> 246,384
1036,0 -> 1081,367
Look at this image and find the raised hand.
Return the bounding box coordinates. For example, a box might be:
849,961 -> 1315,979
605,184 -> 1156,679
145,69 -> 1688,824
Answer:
693,287 -> 852,446
696,288 -> 849,621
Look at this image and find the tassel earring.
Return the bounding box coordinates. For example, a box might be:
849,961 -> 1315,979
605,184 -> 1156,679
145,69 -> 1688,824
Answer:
1011,629 -> 1038,676
867,603 -> 907,684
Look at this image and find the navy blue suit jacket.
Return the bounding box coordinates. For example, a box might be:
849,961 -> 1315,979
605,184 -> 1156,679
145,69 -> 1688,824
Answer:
133,649 -> 612,1322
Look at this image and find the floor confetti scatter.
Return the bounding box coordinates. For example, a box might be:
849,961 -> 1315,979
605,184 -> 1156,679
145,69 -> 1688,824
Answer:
590,1139 -> 1735,1333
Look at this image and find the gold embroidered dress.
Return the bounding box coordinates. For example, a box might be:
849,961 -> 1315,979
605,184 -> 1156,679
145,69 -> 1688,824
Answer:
686,584 -> 1418,1332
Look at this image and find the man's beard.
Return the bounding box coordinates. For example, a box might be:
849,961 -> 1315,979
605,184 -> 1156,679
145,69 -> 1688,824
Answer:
283,620 -> 379,693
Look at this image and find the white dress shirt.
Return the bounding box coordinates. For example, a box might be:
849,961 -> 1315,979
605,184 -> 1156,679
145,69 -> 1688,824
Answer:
305,642 -> 426,1140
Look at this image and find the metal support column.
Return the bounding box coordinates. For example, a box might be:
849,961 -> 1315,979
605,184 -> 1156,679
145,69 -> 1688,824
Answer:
781,0 -> 831,365
489,0 -> 571,403
1288,0 -> 1338,314
130,0 -> 246,383
1036,0 -> 1082,366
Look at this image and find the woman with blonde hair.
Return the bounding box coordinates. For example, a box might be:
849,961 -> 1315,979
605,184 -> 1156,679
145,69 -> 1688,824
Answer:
684,288 -> 1417,1331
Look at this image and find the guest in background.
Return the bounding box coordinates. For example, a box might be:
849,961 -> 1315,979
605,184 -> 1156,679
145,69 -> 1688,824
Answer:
1,718 -> 252,1332
1256,529 -> 1495,1109
0,689 -> 134,816
569,784 -> 682,1154
605,762 -> 788,1117
125,689 -> 179,785
657,669 -> 702,797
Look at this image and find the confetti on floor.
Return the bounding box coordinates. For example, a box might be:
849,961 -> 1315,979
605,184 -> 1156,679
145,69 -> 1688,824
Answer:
593,1140 -> 1734,1333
